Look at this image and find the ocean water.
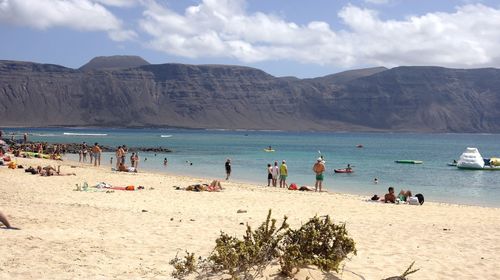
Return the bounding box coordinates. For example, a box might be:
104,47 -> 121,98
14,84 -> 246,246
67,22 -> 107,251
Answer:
3,127 -> 500,207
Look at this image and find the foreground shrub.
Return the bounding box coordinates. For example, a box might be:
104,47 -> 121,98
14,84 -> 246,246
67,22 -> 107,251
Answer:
170,210 -> 356,279
279,215 -> 357,276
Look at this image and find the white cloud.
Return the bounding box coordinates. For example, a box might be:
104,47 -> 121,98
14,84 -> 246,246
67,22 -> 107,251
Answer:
338,4 -> 500,67
364,0 -> 390,4
94,0 -> 139,7
0,0 -> 136,41
138,1 -> 500,69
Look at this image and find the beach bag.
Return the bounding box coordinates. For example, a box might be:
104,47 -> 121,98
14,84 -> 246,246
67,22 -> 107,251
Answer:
288,183 -> 298,190
125,185 -> 135,191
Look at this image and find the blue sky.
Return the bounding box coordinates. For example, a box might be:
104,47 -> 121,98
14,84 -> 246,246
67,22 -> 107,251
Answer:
1,0 -> 500,78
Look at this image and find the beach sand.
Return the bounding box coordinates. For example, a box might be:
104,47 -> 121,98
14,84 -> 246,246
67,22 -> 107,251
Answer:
1,157 -> 499,279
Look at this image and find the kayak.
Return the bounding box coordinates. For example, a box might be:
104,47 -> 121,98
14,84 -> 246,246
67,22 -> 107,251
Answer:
263,149 -> 275,152
334,169 -> 354,173
395,160 -> 423,164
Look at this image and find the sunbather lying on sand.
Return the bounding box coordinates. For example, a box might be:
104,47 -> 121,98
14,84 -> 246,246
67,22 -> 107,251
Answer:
118,162 -> 137,173
0,210 -> 19,230
299,185 -> 315,191
37,165 -> 76,176
185,180 -> 223,192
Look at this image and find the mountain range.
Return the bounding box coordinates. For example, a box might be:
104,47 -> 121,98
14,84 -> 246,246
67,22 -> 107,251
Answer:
1,56 -> 499,132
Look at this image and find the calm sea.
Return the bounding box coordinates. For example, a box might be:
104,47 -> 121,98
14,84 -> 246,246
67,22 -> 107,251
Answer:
3,127 -> 500,207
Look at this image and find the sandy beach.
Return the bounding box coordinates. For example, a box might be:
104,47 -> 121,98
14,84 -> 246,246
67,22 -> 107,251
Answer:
1,157 -> 499,279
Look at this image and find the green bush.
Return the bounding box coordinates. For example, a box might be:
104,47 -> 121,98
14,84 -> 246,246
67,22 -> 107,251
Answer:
170,210 -> 356,279
280,215 -> 357,276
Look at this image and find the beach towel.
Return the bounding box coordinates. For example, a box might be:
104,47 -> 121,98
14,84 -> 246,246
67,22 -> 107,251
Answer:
95,182 -> 112,189
109,186 -> 135,191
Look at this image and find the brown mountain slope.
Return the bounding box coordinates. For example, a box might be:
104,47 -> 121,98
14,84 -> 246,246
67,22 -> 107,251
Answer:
1,59 -> 499,132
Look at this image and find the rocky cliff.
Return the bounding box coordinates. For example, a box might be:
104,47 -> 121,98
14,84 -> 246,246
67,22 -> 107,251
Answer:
1,58 -> 499,132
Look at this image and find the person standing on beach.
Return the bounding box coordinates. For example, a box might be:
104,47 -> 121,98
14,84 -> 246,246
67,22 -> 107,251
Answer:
164,157 -> 168,166
89,149 -> 94,165
115,146 -> 123,169
313,157 -> 326,192
267,163 -> 273,186
121,145 -> 127,165
130,152 -> 136,168
225,158 -> 231,180
272,161 -> 279,187
82,142 -> 88,162
134,153 -> 139,170
279,160 -> 288,188
23,133 -> 28,143
92,143 -> 102,166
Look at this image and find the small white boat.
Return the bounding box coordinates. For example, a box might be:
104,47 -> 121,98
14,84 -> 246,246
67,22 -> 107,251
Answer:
160,135 -> 172,138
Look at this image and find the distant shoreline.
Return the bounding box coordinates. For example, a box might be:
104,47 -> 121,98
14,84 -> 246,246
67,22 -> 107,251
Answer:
2,126 -> 499,135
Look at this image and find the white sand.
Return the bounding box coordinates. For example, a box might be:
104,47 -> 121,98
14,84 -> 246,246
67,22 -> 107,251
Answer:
1,157 -> 499,279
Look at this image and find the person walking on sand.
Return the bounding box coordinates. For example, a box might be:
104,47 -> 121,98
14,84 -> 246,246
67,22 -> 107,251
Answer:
225,158 -> 231,180
272,161 -> 279,187
313,157 -> 326,192
279,160 -> 288,188
92,142 -> 102,166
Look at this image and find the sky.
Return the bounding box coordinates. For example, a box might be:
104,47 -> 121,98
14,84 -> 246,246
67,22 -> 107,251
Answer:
2,0 -> 500,78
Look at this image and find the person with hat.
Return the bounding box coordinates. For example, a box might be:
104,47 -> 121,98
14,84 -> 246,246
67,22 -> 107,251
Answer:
313,157 -> 326,192
279,160 -> 288,188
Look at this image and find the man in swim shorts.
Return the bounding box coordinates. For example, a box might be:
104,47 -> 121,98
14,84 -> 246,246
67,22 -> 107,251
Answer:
279,160 -> 288,188
313,157 -> 326,192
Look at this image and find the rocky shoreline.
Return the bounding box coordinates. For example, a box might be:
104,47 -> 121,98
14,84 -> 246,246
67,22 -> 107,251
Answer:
1,139 -> 172,154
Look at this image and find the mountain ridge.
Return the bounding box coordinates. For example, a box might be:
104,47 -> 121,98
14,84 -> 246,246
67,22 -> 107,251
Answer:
1,57 -> 499,132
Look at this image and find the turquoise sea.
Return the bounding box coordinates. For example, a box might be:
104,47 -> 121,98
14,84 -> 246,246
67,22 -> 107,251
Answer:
3,127 -> 500,207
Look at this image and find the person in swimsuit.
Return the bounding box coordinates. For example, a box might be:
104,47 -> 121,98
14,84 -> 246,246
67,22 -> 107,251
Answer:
313,157 -> 326,192
384,187 -> 396,203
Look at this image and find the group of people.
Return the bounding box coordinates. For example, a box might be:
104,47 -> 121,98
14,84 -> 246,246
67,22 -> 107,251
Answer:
373,187 -> 423,205
78,142 -> 102,166
113,145 -> 141,172
265,160 -> 289,188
